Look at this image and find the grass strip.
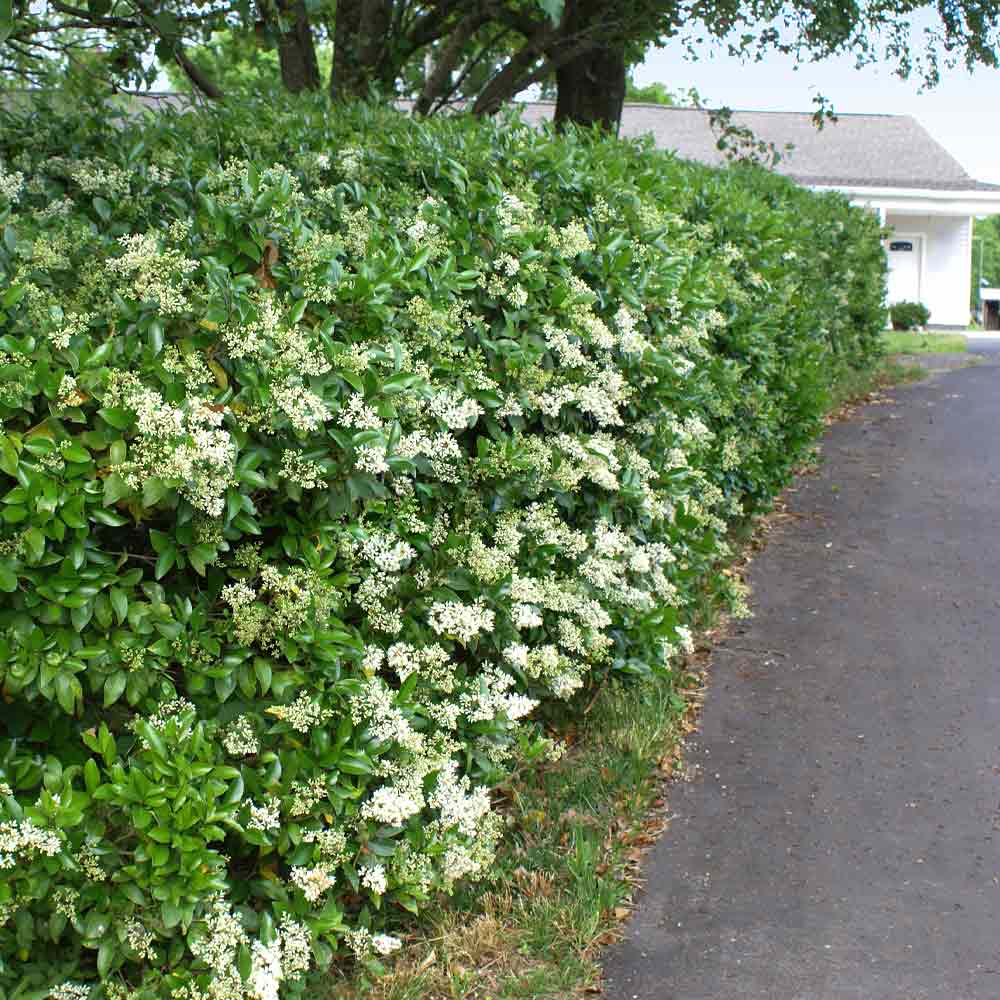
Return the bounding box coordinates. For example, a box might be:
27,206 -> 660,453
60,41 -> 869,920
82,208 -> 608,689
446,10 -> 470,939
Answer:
879,331 -> 968,354
328,667 -> 700,1000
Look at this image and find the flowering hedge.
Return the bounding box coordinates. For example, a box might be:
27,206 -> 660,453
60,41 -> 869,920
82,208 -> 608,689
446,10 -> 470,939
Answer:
0,95 -> 885,999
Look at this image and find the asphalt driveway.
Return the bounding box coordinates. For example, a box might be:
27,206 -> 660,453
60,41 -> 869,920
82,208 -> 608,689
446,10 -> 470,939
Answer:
602,341 -> 1000,999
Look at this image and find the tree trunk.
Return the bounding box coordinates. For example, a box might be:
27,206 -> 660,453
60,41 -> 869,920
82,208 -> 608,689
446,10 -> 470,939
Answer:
553,39 -> 625,133
331,0 -> 392,100
276,0 -> 320,92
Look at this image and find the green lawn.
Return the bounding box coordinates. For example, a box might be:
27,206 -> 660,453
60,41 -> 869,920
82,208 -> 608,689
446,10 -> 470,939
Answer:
881,330 -> 968,354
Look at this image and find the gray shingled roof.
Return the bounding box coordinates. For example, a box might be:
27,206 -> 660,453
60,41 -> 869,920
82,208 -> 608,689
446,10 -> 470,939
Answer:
517,102 -> 999,192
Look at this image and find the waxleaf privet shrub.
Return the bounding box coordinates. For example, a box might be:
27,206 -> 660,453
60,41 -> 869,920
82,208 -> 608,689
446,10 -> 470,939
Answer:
0,94 -> 885,999
890,299 -> 931,331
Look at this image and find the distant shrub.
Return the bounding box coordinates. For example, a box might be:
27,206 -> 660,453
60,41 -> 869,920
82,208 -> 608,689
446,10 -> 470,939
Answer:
890,300 -> 931,330
0,94 -> 885,998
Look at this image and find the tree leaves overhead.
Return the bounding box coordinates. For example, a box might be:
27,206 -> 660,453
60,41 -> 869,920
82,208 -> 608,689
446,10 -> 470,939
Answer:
3,0 -> 998,129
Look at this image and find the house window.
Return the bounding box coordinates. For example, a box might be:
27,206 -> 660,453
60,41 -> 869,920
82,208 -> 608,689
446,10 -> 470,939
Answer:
889,240 -> 914,252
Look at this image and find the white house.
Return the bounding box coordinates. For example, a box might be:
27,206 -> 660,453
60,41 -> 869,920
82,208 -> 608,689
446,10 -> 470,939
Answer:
520,104 -> 1000,328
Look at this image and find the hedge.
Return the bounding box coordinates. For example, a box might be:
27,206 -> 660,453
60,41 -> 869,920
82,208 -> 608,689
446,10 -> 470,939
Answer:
0,94 -> 886,999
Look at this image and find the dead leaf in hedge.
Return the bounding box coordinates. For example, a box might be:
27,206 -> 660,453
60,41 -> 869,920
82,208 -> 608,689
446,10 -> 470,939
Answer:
254,240 -> 279,289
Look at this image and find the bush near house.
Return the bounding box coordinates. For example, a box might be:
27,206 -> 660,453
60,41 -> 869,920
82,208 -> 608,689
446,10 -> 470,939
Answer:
890,299 -> 931,331
0,94 -> 886,999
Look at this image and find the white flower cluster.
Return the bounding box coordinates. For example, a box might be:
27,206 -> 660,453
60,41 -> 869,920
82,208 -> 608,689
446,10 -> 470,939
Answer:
337,145 -> 363,178
345,927 -> 402,958
301,826 -> 348,864
265,692 -> 333,733
221,714 -> 259,756
123,916 -> 156,961
427,599 -> 495,645
272,380 -> 331,434
428,387 -> 482,430
0,163 -> 24,203
247,800 -> 281,833
188,896 -> 311,1000
289,864 -> 336,902
351,679 -> 424,752
0,818 -> 62,868
47,985 -> 90,1000
359,530 -> 416,573
361,784 -> 424,826
104,371 -> 235,516
359,862 -> 387,895
429,762 -> 492,837
105,233 -> 199,315
496,191 -> 532,234
280,450 -> 325,490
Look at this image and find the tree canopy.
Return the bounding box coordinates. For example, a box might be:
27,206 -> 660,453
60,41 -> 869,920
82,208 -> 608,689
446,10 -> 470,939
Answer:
1,1 -> 999,131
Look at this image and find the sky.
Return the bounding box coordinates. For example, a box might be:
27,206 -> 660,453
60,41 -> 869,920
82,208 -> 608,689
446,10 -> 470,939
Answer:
635,27 -> 1000,184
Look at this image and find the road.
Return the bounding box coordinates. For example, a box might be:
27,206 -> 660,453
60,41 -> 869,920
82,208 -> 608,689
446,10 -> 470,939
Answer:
602,341 -> 1000,1000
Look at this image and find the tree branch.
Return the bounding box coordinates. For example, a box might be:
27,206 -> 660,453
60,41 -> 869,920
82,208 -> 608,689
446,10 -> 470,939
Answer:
431,23 -> 511,113
470,23 -> 557,115
414,6 -> 494,114
173,46 -> 225,100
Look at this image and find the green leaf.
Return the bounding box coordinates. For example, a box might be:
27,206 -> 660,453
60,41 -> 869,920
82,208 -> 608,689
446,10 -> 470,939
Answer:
92,196 -> 112,222
536,0 -> 563,22
338,751 -> 373,775
149,529 -> 171,554
162,901 -> 183,929
238,941 -> 252,981
103,472 -> 131,506
1,283 -> 24,308
110,587 -> 128,623
61,495 -> 87,528
0,564 -> 16,592
408,246 -> 431,273
143,477 -> 169,507
55,674 -> 81,715
148,319 -> 164,356
23,526 -> 44,562
103,671 -> 127,707
288,298 -> 308,324
0,0 -> 12,44
70,602 -> 93,632
155,547 -> 176,580
98,407 -> 133,431
61,444 -> 90,464
91,508 -> 130,527
0,436 -> 17,476
97,939 -> 115,977
83,758 -> 101,794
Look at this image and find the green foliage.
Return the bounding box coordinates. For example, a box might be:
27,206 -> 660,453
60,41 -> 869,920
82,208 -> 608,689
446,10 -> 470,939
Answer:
889,299 -> 931,330
160,30 -> 286,94
0,93 -> 885,999
972,215 -> 1000,309
623,78 -> 695,105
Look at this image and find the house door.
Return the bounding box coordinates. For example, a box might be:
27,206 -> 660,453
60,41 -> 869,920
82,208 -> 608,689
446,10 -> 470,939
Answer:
887,237 -> 922,304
